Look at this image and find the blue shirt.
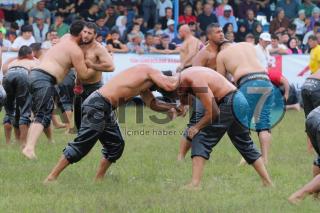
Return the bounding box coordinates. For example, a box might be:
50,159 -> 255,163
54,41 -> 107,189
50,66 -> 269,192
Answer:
218,15 -> 238,32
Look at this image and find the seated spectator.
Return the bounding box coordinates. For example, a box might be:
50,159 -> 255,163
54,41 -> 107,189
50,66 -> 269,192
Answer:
193,0 -> 203,17
144,33 -> 155,53
32,13 -> 49,43
179,4 -> 197,25
269,8 -> 290,35
287,23 -> 297,38
277,0 -> 299,20
8,22 -> 19,36
10,25 -> 35,52
218,5 -> 238,32
164,19 -> 175,42
286,37 -> 303,54
216,0 -> 234,17
57,0 -> 76,23
104,5 -> 118,30
96,33 -> 107,47
158,0 -> 173,20
0,19 -> 6,35
237,0 -> 257,20
153,34 -> 161,46
160,7 -> 173,30
150,34 -> 178,54
127,33 -> 147,54
51,13 -> 69,38
294,9 -> 307,42
75,0 -> 94,15
147,22 -> 163,36
225,32 -> 235,43
7,32 -> 17,45
188,21 -> 200,38
307,7 -> 320,32
280,32 -> 290,45
267,34 -> 288,55
115,15 -> 128,41
0,31 -> 11,51
235,23 -> 248,42
303,21 -> 320,46
28,1 -> 51,25
96,17 -> 109,39
41,30 -> 59,49
223,23 -> 234,35
80,3 -> 99,22
199,31 -> 207,44
107,29 -> 129,53
243,9 -> 260,33
299,0 -> 316,18
245,33 -> 255,44
198,3 -> 218,32
127,23 -> 145,42
253,23 -> 263,43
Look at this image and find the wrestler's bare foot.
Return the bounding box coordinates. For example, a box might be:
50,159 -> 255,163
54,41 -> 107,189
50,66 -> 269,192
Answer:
262,179 -> 274,187
177,154 -> 185,161
94,176 -> 105,182
22,148 -> 37,160
54,123 -> 66,129
239,157 -> 248,166
181,182 -> 202,191
43,176 -> 57,185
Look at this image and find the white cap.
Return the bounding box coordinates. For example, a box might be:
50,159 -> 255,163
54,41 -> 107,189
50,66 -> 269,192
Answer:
167,19 -> 174,26
259,32 -> 271,42
224,5 -> 232,11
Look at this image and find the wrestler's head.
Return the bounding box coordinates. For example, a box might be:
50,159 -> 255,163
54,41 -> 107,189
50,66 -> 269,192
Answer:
206,23 -> 224,45
81,22 -> 98,44
70,20 -> 86,43
18,45 -> 33,60
218,40 -> 233,51
150,70 -> 179,99
29,43 -> 42,59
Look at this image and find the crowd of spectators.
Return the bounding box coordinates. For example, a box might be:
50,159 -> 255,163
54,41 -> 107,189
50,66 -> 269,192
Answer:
0,0 -> 320,54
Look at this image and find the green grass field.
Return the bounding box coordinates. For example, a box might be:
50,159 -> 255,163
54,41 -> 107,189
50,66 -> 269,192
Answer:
0,108 -> 319,212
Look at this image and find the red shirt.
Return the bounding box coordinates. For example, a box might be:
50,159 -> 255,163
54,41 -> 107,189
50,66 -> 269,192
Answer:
268,69 -> 282,86
179,15 -> 197,24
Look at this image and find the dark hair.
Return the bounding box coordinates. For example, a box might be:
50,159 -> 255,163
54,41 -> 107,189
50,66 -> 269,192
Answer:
288,23 -> 297,31
287,37 -> 299,53
271,34 -> 279,40
85,22 -> 98,34
145,33 -> 154,38
55,12 -> 64,18
10,22 -> 19,30
110,29 -> 120,35
21,24 -> 33,33
206,23 -> 221,35
308,35 -> 317,41
29,43 -> 42,52
18,45 -> 33,58
70,20 -> 86,36
315,21 -> 320,27
223,23 -> 233,34
165,7 -> 172,12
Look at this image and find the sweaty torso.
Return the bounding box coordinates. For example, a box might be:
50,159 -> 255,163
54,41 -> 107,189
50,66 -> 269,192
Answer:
81,41 -> 103,84
193,44 -> 218,70
182,67 -> 236,102
8,58 -> 39,72
35,35 -> 81,83
98,67 -> 153,107
180,36 -> 200,67
219,42 -> 265,83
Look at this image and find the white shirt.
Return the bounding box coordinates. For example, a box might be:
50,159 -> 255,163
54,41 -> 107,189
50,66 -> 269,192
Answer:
293,18 -> 306,36
303,31 -> 314,45
158,0 -> 173,17
0,38 -> 12,49
41,40 -> 52,49
11,36 -> 36,50
266,43 -> 287,51
255,44 -> 271,70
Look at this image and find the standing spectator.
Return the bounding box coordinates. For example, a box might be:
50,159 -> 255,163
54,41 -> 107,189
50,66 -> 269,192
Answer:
115,15 -> 127,41
294,9 -> 307,41
197,3 -> 218,32
216,0 -> 234,17
160,7 -> 173,29
255,32 -> 271,70
80,3 -> 99,22
308,35 -> 320,74
151,34 -> 178,54
255,0 -> 272,22
107,29 -> 129,53
127,33 -> 146,54
28,1 -> 51,25
253,23 -> 263,43
269,8 -> 290,35
0,31 -> 11,52
286,37 -> 303,54
10,25 -> 35,52
142,0 -> 157,28
164,19 -> 175,42
267,34 -> 288,55
32,13 -> 49,43
193,0 -> 203,17
104,5 -> 117,30
277,0 -> 299,20
51,13 -> 69,37
235,23 -> 248,42
298,0 -> 316,18
303,21 -> 320,46
238,0 -> 258,20
57,0 -> 76,23
218,5 -> 238,32
96,17 -> 109,39
179,5 -> 197,25
243,9 -> 260,33
75,0 -> 94,15
307,7 -> 320,32
158,0 -> 172,20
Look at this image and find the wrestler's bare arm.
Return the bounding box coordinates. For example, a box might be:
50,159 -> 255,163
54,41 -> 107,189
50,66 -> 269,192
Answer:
216,54 -> 227,77
87,45 -> 114,72
71,48 -> 90,80
140,89 -> 177,112
148,69 -> 178,91
192,49 -> 208,66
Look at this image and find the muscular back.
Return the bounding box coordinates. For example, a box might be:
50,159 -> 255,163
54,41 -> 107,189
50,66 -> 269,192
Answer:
217,42 -> 265,83
192,44 -> 218,70
8,58 -> 38,72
